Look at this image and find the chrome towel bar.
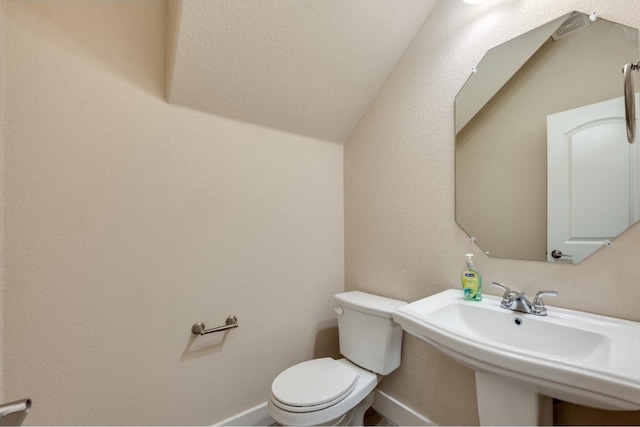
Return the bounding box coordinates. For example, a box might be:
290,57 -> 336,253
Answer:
191,316 -> 238,335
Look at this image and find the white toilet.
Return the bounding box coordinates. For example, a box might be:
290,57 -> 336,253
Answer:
268,291 -> 407,426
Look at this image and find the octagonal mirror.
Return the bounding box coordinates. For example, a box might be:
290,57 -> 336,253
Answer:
455,11 -> 640,264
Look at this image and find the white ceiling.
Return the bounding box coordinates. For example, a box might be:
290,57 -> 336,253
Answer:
166,0 -> 437,144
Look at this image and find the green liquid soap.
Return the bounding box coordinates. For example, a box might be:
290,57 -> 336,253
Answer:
461,253 -> 482,301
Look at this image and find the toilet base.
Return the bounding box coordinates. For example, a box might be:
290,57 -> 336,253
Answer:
345,391 -> 374,426
300,391 -> 375,426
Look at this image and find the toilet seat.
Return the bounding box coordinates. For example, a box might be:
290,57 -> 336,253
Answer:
271,358 -> 359,413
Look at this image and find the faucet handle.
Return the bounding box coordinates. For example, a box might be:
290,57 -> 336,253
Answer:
532,290 -> 558,315
492,282 -> 511,294
533,290 -> 558,306
492,282 -> 516,309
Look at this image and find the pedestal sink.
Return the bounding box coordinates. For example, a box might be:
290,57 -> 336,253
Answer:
392,289 -> 640,426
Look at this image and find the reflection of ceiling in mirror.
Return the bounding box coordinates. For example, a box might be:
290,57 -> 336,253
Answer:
455,14 -> 639,263
455,13 -> 571,134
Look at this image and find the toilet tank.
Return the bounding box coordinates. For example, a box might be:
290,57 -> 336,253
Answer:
334,291 -> 407,375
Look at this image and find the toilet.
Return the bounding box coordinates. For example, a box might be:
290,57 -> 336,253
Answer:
268,291 -> 407,426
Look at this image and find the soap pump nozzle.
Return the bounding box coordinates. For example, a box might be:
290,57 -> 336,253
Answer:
465,253 -> 474,267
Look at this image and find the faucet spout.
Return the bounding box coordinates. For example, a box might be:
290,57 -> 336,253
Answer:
503,291 -> 534,313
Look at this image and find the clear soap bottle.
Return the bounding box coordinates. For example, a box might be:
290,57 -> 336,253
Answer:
461,253 -> 482,301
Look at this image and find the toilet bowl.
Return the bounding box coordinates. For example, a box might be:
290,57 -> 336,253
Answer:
268,358 -> 378,425
268,291 -> 407,426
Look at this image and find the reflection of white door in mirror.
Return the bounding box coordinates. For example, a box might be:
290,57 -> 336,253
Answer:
547,95 -> 640,263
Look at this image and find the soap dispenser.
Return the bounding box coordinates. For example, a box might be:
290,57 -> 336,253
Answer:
461,253 -> 482,301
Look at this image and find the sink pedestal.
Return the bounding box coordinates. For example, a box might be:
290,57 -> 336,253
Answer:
476,373 -> 553,426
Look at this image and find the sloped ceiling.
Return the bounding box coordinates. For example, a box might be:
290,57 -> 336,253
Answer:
166,0 -> 437,144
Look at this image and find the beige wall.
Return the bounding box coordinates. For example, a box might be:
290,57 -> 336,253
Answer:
346,0 -> 640,425
3,1 -> 343,425
0,0 -> 5,405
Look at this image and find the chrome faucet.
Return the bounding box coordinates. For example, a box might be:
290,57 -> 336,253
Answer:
492,282 -> 557,316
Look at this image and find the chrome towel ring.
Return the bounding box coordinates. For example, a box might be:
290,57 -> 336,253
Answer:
623,60 -> 639,143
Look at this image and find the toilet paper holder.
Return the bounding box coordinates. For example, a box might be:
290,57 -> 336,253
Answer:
191,316 -> 238,336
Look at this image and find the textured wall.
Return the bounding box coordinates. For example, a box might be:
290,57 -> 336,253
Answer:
0,1 -> 5,405
345,0 -> 640,425
3,1 -> 343,425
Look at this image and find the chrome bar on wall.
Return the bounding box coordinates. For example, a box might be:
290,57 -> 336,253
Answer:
191,316 -> 238,336
623,60 -> 639,143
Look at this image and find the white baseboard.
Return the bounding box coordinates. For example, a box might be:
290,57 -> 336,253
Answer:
215,401 -> 274,426
372,389 -> 436,426
215,390 -> 435,426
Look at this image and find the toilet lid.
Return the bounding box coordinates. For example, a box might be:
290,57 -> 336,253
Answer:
271,358 -> 359,409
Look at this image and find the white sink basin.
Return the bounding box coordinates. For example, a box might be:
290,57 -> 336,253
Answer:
392,289 -> 640,414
